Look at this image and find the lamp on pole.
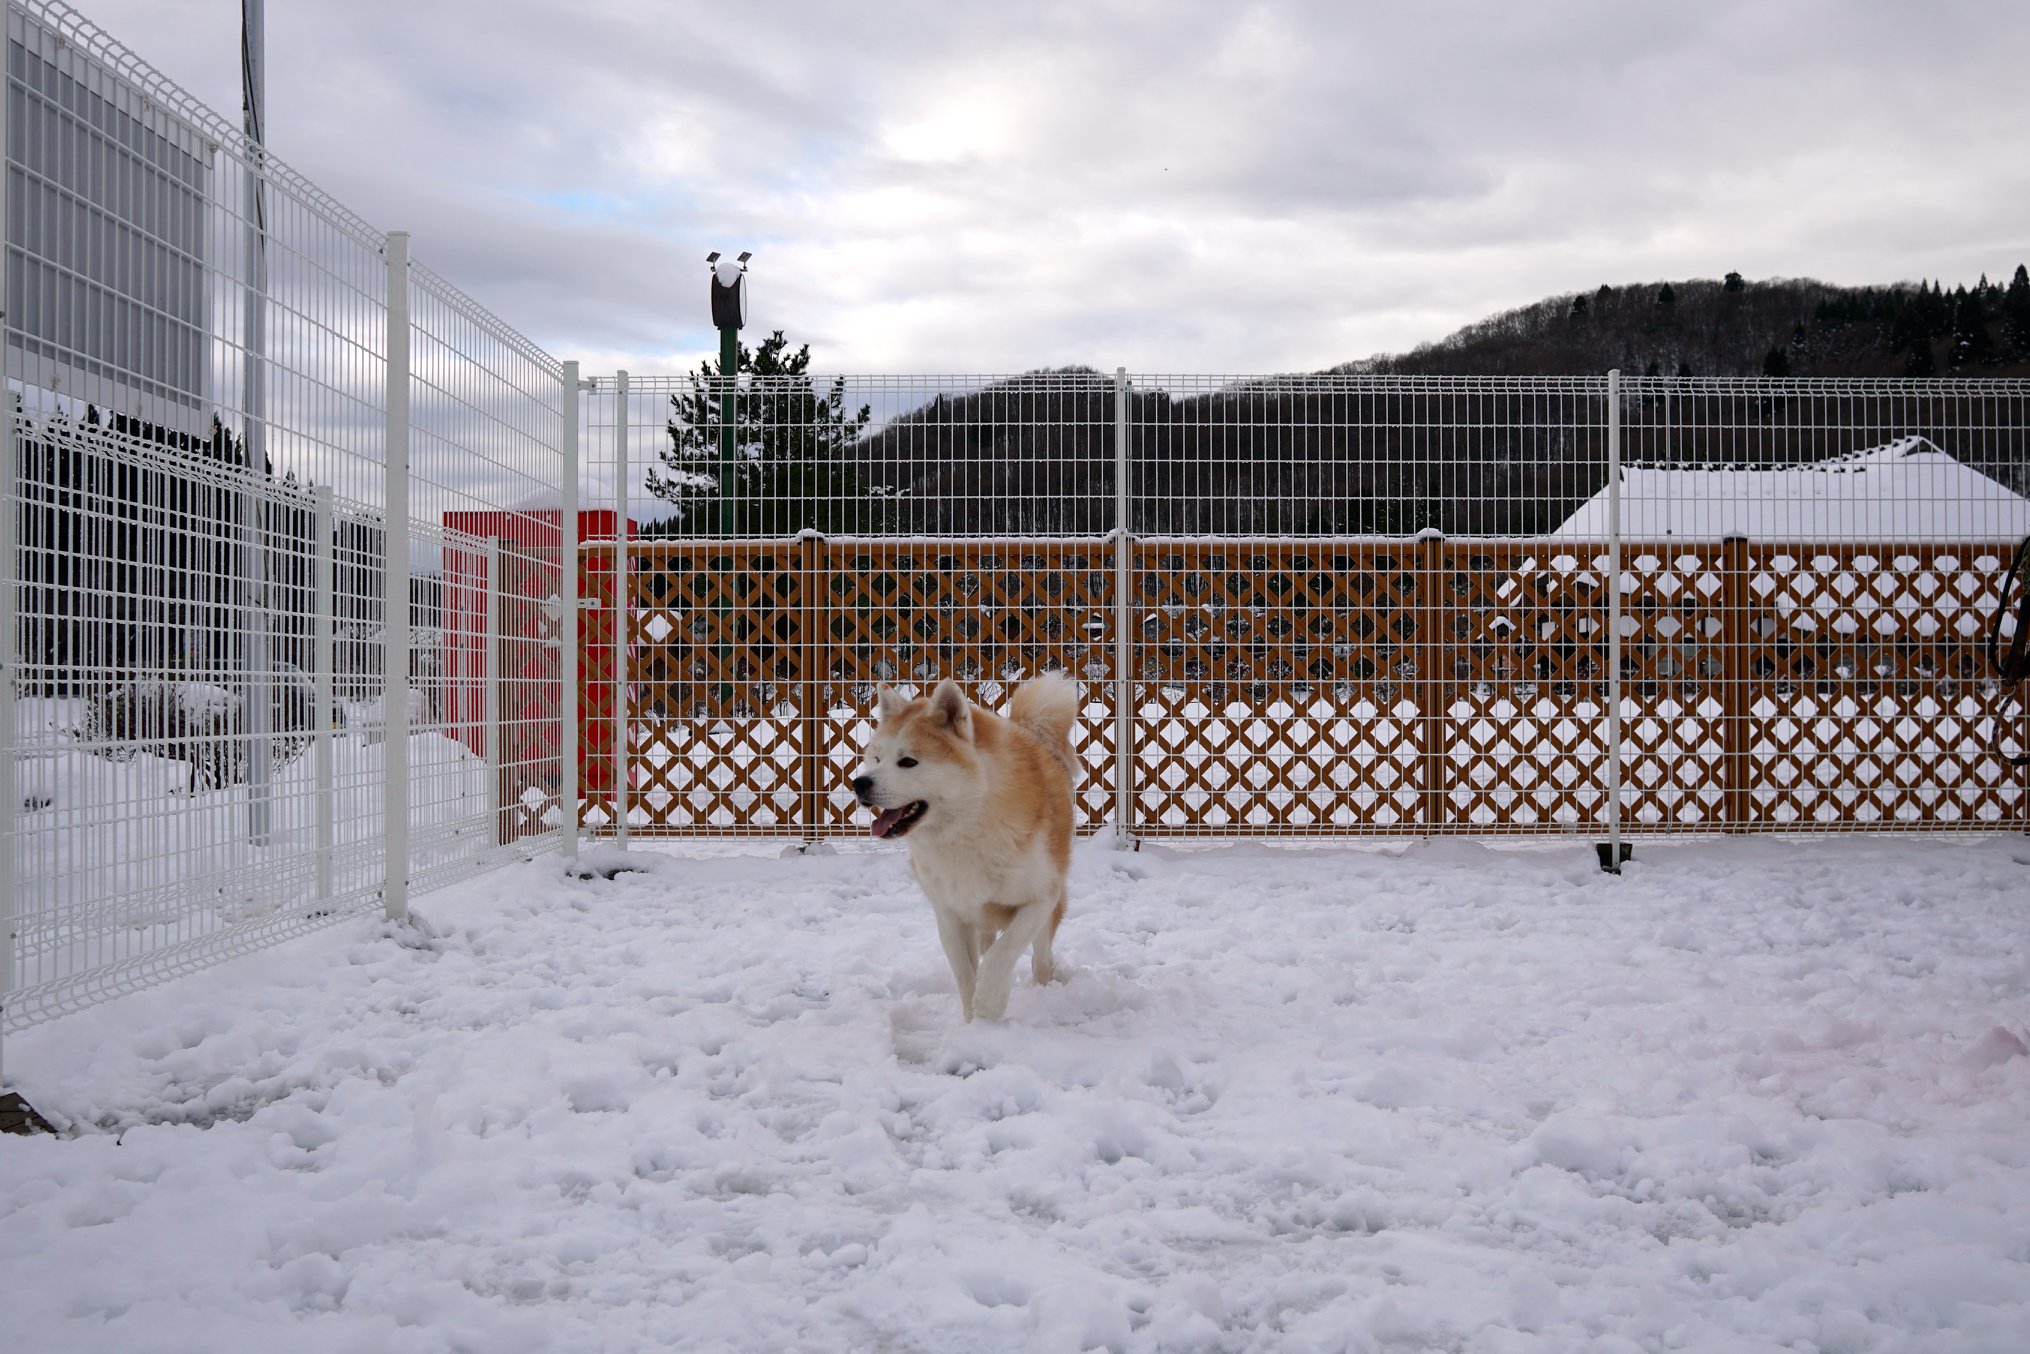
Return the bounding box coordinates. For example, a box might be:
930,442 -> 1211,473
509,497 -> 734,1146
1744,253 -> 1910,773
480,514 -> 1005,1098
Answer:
706,251 -> 749,536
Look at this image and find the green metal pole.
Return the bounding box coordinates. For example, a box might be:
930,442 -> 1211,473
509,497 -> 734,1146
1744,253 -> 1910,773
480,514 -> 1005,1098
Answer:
718,325 -> 739,536
715,325 -> 739,706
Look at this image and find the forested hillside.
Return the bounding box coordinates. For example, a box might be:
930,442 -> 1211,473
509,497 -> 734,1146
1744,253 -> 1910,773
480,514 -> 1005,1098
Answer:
641,269 -> 2030,538
1344,267 -> 2030,379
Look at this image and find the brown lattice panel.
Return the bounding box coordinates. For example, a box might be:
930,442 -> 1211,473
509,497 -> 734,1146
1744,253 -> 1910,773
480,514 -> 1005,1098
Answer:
495,544 -> 565,843
563,536 -> 2027,839
1740,543 -> 2026,829
806,540 -> 1117,832
617,541 -> 810,832
577,547 -> 629,831
1615,543 -> 1734,831
1430,543 -> 1613,832
1130,542 -> 1428,832
611,540 -> 1116,835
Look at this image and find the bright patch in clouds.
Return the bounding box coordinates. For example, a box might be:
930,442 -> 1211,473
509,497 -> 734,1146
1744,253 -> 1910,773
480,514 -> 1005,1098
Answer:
880,79 -> 1022,165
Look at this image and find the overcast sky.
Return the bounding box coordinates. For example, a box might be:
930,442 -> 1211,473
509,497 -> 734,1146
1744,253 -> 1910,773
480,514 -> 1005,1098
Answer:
76,0 -> 2030,378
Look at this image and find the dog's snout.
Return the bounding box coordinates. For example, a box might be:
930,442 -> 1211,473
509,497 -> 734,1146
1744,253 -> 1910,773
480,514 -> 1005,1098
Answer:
851,774 -> 875,802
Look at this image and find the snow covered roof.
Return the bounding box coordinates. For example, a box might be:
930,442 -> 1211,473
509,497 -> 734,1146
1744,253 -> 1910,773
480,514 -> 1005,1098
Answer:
1552,436 -> 2030,542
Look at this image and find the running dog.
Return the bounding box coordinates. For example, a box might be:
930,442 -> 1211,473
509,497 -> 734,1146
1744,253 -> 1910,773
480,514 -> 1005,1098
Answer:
852,673 -> 1078,1022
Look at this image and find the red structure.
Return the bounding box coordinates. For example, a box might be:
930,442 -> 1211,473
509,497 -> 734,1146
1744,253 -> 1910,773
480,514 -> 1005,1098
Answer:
442,497 -> 635,835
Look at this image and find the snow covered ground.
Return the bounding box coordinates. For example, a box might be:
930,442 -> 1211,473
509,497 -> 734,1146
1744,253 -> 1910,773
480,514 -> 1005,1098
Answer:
10,695 -> 502,1017
4,834 -> 2030,1352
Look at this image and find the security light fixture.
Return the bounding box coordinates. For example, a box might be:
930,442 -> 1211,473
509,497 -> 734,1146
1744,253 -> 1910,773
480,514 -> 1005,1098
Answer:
708,250 -> 750,330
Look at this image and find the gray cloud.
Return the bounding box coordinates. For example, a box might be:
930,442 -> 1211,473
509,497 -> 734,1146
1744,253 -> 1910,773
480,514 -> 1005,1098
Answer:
78,0 -> 2030,376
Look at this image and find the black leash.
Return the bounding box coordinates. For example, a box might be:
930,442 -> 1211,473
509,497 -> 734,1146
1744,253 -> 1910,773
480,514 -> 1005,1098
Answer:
1990,535 -> 2030,766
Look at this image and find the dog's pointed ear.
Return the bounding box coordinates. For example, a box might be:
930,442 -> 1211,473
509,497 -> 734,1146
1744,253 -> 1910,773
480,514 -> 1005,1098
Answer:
875,684 -> 906,720
927,679 -> 972,739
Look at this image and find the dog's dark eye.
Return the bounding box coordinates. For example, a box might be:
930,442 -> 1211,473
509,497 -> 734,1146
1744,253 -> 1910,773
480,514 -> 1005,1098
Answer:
897,757 -> 918,769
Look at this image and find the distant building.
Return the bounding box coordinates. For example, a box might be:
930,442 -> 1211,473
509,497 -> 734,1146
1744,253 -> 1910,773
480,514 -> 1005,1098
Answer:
1552,437 -> 2030,542
6,4 -> 213,434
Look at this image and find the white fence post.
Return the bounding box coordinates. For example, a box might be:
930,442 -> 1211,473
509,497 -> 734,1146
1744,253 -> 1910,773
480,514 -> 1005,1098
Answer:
313,487 -> 335,906
613,369 -> 630,846
1113,366 -> 1135,846
560,360 -> 581,859
0,50 -> 15,1073
483,537 -> 501,847
1605,368 -> 1625,873
240,0 -> 273,849
383,231 -> 412,922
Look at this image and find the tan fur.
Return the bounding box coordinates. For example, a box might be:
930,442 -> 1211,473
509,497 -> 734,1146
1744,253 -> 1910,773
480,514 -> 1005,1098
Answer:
854,672 -> 1078,1021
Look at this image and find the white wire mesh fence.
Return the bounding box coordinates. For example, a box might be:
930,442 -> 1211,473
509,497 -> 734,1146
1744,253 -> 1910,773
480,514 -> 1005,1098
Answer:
5,0 -> 2029,1046
1610,377 -> 2030,833
576,370 -> 2030,843
2,0 -> 573,1038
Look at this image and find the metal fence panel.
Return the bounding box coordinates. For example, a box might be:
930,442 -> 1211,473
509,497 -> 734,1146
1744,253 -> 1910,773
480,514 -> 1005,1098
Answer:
577,371 -> 2030,842
1613,377 -> 2030,832
4,0 -> 2027,1045
2,0 -> 570,1037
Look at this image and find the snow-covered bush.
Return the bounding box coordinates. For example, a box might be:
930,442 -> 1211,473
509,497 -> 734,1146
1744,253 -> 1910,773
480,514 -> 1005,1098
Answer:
331,623 -> 444,723
77,665 -> 316,792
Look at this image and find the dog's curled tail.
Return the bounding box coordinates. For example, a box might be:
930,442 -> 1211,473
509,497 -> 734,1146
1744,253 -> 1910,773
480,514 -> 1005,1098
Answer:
1010,671 -> 1079,783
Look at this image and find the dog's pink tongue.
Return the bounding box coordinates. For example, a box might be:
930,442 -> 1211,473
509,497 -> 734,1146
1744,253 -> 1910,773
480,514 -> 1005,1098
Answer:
870,806 -> 908,839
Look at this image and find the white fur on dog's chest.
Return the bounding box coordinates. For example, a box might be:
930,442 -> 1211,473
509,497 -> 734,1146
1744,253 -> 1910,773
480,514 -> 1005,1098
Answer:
909,840 -> 1053,919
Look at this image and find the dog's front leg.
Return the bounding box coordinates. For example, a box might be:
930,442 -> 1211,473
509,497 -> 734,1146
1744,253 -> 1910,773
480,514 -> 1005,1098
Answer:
972,903 -> 1054,1022
933,909 -> 981,1021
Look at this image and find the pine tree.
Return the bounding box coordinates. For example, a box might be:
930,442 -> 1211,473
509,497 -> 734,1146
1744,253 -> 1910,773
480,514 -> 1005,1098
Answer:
1919,281 -> 1948,338
1904,335 -> 1936,377
645,331 -> 877,536
1949,301 -> 1997,369
2003,264 -> 2030,357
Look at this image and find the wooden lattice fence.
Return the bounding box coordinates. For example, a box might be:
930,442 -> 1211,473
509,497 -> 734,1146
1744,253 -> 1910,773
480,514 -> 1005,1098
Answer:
519,537 -> 2029,839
